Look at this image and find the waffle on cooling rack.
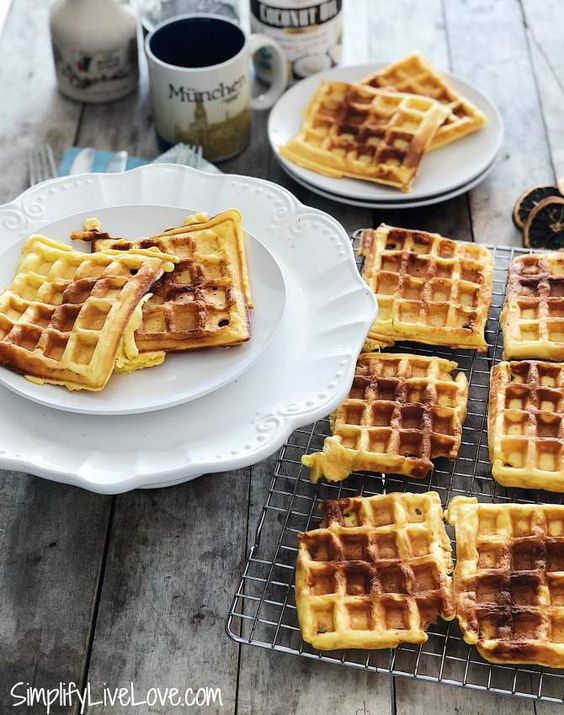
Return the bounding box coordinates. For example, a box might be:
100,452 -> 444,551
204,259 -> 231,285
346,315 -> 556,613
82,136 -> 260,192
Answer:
296,491 -> 455,650
75,210 -> 252,352
0,235 -> 175,390
502,253 -> 564,361
446,497 -> 564,667
360,225 -> 493,351
280,82 -> 448,192
302,353 -> 468,483
489,360 -> 564,492
361,52 -> 487,150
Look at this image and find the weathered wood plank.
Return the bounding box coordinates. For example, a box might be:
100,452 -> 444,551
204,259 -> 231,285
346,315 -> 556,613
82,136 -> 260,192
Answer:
396,679 -> 563,715
444,0 -> 553,247
521,0 -> 564,178
84,472 -> 250,715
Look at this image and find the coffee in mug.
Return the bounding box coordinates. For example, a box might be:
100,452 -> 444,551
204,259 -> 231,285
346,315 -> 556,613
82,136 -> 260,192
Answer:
145,14 -> 288,161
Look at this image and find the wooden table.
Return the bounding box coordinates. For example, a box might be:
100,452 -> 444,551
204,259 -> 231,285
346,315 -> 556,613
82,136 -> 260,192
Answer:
1,0 -> 563,712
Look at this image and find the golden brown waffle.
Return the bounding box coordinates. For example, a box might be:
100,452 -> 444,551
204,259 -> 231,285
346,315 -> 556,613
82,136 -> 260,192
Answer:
302,353 -> 468,483
361,52 -> 487,150
360,225 -> 493,351
446,497 -> 564,667
488,360 -> 564,492
501,253 -> 564,361
76,210 -> 252,352
0,235 -> 176,391
280,81 -> 449,192
296,491 -> 455,650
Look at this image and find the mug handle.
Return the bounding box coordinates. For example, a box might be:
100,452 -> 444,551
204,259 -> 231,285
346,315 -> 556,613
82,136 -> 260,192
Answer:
247,34 -> 289,111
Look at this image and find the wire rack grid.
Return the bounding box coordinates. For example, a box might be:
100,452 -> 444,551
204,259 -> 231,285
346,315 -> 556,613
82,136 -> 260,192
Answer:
227,241 -> 564,704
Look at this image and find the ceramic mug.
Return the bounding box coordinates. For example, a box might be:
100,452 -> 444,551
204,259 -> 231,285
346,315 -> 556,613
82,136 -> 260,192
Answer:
145,14 -> 288,161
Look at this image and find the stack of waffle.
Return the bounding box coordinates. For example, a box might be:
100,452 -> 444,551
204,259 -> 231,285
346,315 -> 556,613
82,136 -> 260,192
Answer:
0,210 -> 253,392
281,52 -> 487,192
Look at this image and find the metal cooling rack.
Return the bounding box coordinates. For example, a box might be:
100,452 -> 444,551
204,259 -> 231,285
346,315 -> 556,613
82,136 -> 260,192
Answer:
227,242 -> 564,704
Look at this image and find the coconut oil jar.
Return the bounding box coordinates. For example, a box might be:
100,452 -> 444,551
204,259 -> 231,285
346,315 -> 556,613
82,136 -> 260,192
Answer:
250,0 -> 342,83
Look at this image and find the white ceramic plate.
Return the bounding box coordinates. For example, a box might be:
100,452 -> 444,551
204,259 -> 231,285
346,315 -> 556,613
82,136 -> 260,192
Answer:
0,165 -> 376,492
0,205 -> 286,415
279,154 -> 497,209
269,63 -> 503,205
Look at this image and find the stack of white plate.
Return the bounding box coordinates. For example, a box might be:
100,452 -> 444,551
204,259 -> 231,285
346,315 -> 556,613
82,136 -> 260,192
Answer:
0,165 -> 376,493
269,64 -> 504,209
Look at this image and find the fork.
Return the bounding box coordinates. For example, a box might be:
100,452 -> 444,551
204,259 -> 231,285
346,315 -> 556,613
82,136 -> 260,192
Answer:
28,144 -> 57,186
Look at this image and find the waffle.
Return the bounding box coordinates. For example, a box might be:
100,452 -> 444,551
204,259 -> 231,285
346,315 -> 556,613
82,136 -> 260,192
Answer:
446,496 -> 564,667
296,491 -> 455,650
302,353 -> 468,483
361,52 -> 487,150
501,253 -> 564,361
360,225 -> 493,351
280,81 -> 449,192
488,360 -> 564,492
0,235 -> 176,390
75,210 -> 253,352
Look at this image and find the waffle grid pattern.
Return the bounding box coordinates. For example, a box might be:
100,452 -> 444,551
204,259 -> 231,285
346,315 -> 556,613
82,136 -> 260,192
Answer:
227,243 -> 564,704
361,53 -> 487,150
489,361 -> 564,492
502,253 -> 564,361
303,354 -> 468,483
0,236 -> 172,389
280,82 -> 448,192
447,498 -> 564,667
296,493 -> 454,650
361,225 -> 493,351
89,211 -> 251,352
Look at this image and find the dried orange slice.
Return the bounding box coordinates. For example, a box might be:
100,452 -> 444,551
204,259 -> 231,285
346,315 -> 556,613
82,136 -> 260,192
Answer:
523,196 -> 564,249
513,185 -> 562,229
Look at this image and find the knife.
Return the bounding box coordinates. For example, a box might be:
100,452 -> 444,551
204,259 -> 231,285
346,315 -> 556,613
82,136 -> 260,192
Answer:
68,147 -> 96,175
106,150 -> 128,173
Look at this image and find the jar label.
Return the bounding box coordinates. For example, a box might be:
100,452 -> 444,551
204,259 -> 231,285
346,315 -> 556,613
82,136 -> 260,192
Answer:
52,40 -> 139,101
250,0 -> 343,81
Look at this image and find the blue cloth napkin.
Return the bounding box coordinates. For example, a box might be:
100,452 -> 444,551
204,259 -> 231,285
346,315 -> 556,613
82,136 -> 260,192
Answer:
58,144 -> 221,176
58,148 -> 147,175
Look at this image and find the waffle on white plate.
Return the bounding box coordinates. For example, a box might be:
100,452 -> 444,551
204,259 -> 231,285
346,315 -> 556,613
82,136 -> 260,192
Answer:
302,353 -> 468,483
73,210 -> 253,353
361,52 -> 487,150
0,235 -> 176,391
296,491 -> 455,650
501,253 -> 564,361
280,81 -> 448,192
360,224 -> 493,351
489,360 -> 564,492
447,497 -> 564,668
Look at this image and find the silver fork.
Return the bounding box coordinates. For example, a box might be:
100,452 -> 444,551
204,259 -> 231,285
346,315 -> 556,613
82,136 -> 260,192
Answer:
28,144 -> 57,185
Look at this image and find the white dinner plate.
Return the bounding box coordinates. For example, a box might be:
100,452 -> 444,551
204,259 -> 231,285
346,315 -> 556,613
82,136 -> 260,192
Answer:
0,165 -> 376,492
0,205 -> 286,415
279,153 -> 497,209
269,63 -> 503,205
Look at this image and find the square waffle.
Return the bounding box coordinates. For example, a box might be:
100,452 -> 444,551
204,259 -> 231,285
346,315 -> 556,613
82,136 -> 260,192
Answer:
446,497 -> 564,668
76,210 -> 252,352
488,360 -> 564,492
361,52 -> 487,150
0,235 -> 176,390
360,224 -> 493,351
501,253 -> 564,361
296,491 -> 455,650
302,353 -> 468,483
279,81 -> 449,192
